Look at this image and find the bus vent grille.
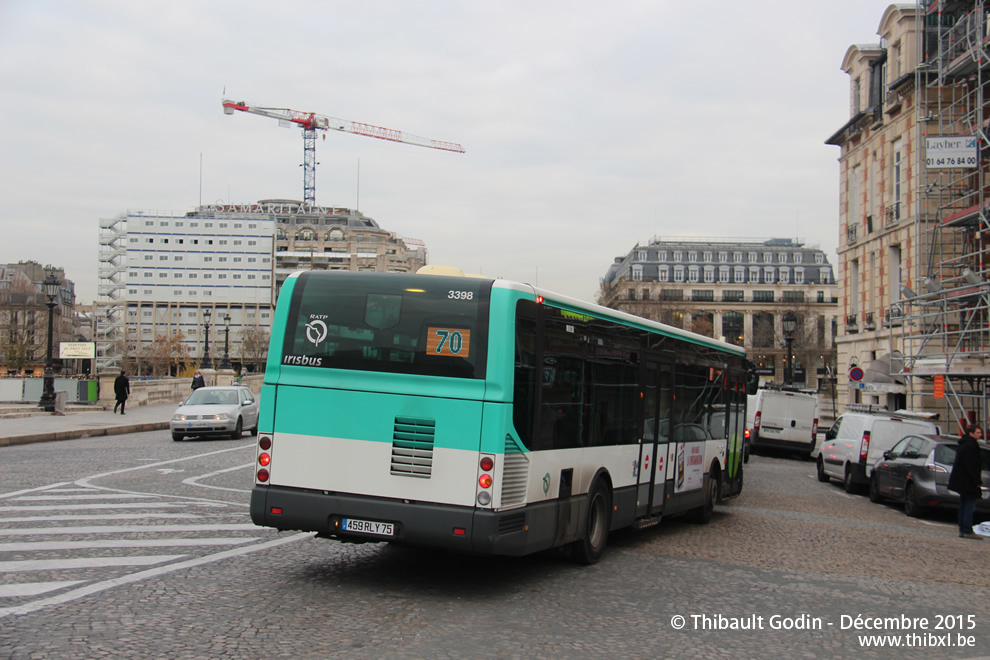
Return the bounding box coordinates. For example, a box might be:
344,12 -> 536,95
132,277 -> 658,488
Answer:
498,512 -> 526,535
390,417 -> 436,479
500,434 -> 529,507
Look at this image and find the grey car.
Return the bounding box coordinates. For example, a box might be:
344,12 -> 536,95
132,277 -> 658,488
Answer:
170,386 -> 260,442
869,434 -> 990,518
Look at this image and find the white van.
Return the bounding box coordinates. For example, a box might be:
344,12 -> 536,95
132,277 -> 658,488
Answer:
816,409 -> 940,493
747,388 -> 819,457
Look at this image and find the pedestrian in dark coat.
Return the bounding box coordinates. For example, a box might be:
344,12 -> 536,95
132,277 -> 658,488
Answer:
191,370 -> 206,391
113,371 -> 130,415
948,424 -> 985,539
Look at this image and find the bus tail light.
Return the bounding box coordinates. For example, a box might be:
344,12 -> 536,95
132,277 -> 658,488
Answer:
257,435 -> 273,483
477,453 -> 495,506
859,431 -> 871,461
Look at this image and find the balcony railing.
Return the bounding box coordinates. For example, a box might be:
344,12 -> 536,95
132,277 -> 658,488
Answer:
846,314 -> 859,333
847,224 -> 858,243
885,202 -> 900,227
864,312 -> 876,330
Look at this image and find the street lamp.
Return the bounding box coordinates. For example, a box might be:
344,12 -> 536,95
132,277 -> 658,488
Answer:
782,311 -> 797,386
219,313 -> 232,370
200,307 -> 212,369
38,272 -> 60,412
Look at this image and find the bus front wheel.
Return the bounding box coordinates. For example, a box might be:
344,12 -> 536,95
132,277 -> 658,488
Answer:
572,480 -> 611,565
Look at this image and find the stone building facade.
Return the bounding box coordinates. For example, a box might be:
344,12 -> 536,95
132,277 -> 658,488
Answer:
600,238 -> 838,389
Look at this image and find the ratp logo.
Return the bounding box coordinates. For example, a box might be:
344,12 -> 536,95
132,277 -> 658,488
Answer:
306,319 -> 328,346
542,473 -> 551,495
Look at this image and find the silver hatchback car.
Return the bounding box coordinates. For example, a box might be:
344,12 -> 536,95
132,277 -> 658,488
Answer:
170,386 -> 260,442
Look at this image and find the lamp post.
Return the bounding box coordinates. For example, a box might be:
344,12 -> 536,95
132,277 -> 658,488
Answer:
782,311 -> 797,386
200,307 -> 212,369
219,313 -> 232,370
39,272 -> 60,412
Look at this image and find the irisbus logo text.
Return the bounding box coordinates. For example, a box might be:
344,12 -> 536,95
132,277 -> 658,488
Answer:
283,355 -> 323,366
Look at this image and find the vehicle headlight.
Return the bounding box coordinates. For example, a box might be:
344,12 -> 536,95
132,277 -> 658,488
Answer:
172,414 -> 185,421
216,413 -> 231,421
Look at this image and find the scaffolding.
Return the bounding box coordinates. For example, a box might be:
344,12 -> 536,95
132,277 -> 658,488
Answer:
96,213 -> 127,371
898,0 -> 990,430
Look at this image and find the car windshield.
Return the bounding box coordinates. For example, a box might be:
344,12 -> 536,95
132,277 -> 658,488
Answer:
185,390 -> 238,406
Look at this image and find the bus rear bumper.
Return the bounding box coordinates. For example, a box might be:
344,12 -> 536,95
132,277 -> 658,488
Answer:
251,485 -> 562,556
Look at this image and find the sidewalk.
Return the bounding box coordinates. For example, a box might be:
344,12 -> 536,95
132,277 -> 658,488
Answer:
0,402 -> 180,447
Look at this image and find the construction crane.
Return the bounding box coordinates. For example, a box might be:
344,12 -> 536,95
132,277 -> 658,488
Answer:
222,98 -> 465,207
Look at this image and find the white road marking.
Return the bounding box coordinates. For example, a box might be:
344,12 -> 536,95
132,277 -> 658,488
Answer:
181,463 -> 254,493
14,494 -> 158,501
74,443 -> 254,487
0,503 -> 191,512
0,581 -> 86,598
0,513 -> 205,523
0,523 -> 258,536
0,538 -> 257,552
0,483 -> 72,500
0,555 -> 186,573
0,532 -> 310,619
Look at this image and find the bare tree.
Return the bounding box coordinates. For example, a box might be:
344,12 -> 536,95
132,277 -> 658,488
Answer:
0,278 -> 45,373
146,332 -> 191,377
239,325 -> 270,372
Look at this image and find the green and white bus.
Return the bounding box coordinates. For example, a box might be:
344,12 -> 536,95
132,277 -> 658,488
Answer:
250,269 -> 747,563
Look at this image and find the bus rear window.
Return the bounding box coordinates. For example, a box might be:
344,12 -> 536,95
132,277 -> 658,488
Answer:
281,271 -> 490,379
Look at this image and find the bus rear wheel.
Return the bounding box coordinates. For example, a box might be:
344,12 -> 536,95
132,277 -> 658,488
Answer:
690,468 -> 719,524
572,481 -> 611,565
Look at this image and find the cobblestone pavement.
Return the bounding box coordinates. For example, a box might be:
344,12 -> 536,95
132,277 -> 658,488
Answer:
1,435 -> 989,659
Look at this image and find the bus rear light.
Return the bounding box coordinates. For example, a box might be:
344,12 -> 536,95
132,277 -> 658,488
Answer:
744,428 -> 751,440
480,456 -> 494,471
259,452 -> 271,467
257,468 -> 270,482
859,431 -> 871,461
453,527 -> 466,536
271,507 -> 283,515
477,491 -> 491,505
479,474 -> 493,489
259,436 -> 272,450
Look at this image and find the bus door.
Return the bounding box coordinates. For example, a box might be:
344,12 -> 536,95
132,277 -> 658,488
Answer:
637,359 -> 673,517
721,370 -> 747,497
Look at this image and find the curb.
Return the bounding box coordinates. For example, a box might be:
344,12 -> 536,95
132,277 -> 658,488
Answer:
0,422 -> 171,447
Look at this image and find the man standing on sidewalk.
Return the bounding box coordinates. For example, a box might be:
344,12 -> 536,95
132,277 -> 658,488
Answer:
949,423 -> 985,540
113,371 -> 130,415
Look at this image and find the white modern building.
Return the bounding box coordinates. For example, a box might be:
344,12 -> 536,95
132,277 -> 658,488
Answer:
97,200 -> 429,373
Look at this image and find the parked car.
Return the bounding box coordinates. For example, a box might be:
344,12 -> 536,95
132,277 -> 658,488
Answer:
747,388 -> 818,457
817,409 -> 940,493
869,434 -> 990,518
170,386 -> 260,442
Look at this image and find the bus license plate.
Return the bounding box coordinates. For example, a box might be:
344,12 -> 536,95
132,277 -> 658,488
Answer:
342,518 -> 394,536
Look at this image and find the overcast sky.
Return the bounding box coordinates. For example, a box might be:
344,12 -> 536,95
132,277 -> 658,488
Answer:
0,0 -> 899,305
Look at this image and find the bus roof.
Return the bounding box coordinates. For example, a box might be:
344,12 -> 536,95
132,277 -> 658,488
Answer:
491,278 -> 747,358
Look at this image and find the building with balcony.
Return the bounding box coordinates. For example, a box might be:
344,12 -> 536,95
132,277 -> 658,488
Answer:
826,4 -> 923,413
600,238 -> 838,389
0,261 -> 77,375
827,2 -> 989,429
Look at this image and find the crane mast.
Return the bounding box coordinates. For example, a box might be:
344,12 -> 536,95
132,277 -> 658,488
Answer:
222,99 -> 464,206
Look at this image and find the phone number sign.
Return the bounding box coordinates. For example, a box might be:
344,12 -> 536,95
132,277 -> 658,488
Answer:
926,136 -> 978,168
